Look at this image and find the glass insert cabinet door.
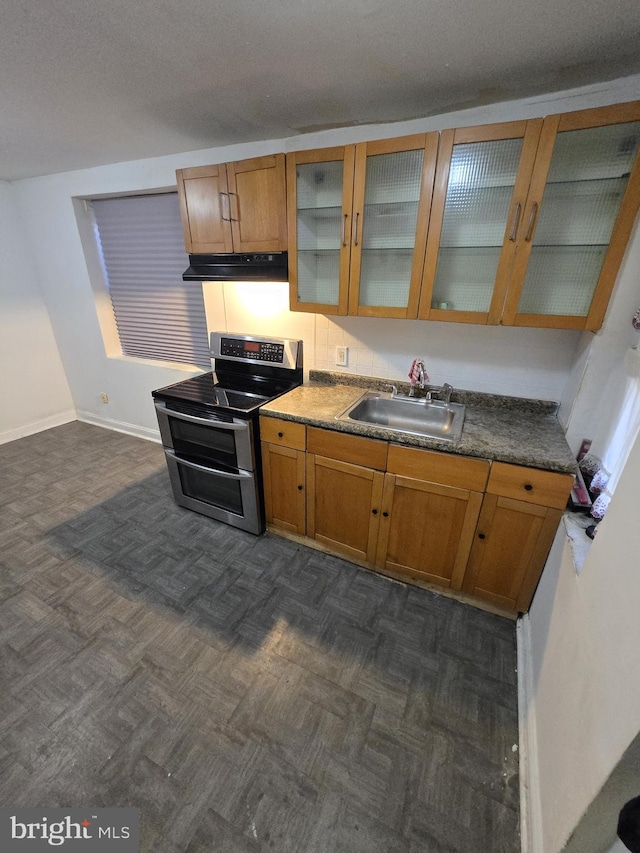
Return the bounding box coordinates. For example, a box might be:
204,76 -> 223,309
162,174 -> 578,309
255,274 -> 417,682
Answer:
287,135 -> 438,318
287,147 -> 355,315
418,121 -> 543,324
503,102 -> 640,330
347,134 -> 438,318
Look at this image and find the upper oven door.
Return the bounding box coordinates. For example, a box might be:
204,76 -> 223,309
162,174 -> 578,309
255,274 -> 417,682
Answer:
154,401 -> 256,471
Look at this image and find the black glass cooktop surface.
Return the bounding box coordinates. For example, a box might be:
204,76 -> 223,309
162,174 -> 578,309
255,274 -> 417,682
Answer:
152,371 -> 296,415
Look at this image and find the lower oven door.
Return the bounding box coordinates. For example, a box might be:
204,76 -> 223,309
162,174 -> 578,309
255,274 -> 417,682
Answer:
163,449 -> 263,535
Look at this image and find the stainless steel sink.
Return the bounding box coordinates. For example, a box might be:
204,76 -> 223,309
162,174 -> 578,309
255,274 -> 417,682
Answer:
335,391 -> 465,442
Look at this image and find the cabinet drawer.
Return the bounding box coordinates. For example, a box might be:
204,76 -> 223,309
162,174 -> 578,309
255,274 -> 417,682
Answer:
487,462 -> 574,509
260,417 -> 306,451
387,445 -> 489,491
307,427 -> 387,470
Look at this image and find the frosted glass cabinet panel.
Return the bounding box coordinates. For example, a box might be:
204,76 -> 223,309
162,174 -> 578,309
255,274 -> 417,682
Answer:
288,135 -> 438,318
358,151 -> 422,310
348,136 -> 438,317
504,108 -> 640,328
432,140 -> 522,314
419,121 -> 543,324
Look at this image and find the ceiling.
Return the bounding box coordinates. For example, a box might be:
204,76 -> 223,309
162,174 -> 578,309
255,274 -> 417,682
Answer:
2,0 -> 640,181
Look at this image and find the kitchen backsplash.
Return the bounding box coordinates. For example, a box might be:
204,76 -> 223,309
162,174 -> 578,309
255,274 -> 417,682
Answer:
203,281 -> 582,403
312,313 -> 580,401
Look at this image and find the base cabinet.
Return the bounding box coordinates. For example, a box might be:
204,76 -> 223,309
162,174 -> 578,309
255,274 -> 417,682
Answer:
305,426 -> 387,564
260,419 -> 574,614
462,495 -> 563,612
375,445 -> 489,590
376,474 -> 483,590
262,442 -> 306,535
307,454 -> 384,564
260,417 -> 306,536
461,462 -> 574,612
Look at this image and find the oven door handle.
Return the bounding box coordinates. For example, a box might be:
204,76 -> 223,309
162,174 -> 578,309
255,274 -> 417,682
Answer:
164,449 -> 254,479
154,401 -> 249,431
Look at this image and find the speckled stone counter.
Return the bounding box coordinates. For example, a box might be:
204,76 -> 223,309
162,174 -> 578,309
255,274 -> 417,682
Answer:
260,371 -> 577,474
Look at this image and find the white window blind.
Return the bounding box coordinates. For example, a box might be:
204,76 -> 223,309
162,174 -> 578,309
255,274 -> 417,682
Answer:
92,192 -> 210,368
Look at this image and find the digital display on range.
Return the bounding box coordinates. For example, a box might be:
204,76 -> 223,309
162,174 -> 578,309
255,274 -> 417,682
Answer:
219,338 -> 285,363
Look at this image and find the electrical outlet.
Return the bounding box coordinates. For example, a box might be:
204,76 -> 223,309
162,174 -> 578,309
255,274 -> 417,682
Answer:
335,346 -> 348,367
100,392 -> 109,404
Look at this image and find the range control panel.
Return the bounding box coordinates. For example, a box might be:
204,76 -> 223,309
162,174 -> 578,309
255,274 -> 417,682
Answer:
210,332 -> 301,371
220,337 -> 285,363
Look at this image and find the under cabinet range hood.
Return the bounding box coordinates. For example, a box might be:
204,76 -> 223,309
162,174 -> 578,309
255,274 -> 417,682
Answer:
182,252 -> 288,282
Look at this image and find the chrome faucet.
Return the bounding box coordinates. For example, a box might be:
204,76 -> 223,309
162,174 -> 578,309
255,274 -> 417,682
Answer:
425,382 -> 454,403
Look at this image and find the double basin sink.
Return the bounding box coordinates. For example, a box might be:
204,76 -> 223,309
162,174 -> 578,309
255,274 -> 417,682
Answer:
335,390 -> 465,442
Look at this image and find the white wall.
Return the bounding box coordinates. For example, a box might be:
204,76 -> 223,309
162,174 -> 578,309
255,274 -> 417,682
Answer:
561,221 -> 640,453
10,75 -> 640,440
522,428 -> 640,851
0,181 -> 74,444
314,316 -> 579,400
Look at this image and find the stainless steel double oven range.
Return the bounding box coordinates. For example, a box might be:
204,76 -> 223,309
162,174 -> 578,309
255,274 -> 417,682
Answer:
153,332 -> 303,535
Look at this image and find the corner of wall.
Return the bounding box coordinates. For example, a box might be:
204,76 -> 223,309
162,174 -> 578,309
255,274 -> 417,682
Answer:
517,614 -> 544,853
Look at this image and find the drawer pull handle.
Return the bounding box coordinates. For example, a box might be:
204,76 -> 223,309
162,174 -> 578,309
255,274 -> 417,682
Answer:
478,533 -> 486,540
278,431 -> 284,438
297,485 -> 303,491
372,508 -> 378,515
524,484 -> 533,491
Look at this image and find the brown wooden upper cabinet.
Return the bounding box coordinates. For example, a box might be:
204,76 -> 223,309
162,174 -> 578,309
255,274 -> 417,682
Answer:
176,154 -> 287,254
287,134 -> 438,317
419,102 -> 640,330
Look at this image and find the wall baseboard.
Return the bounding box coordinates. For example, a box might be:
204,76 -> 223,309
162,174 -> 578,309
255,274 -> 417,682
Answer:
517,615 -> 544,853
76,410 -> 161,443
0,409 -> 77,445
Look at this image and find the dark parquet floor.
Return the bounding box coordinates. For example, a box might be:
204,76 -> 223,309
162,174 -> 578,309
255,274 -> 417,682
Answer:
0,421 -> 520,852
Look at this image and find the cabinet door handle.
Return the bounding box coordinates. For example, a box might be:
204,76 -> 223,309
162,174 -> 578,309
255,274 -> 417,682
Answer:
524,202 -> 539,242
478,533 -> 486,540
509,202 -> 522,242
382,511 -> 389,518
524,484 -> 533,491
228,192 -> 240,222
297,485 -> 303,491
341,214 -> 349,247
353,212 -> 360,246
277,432 -> 284,438
219,192 -> 231,222
371,508 -> 378,515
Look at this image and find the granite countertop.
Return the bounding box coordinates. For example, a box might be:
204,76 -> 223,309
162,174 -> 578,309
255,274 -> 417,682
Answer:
261,371 -> 578,474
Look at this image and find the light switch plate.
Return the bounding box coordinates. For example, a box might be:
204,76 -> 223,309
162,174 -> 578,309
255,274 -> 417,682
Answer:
335,346 -> 348,366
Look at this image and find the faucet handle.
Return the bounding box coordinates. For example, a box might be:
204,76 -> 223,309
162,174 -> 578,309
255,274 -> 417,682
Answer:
442,383 -> 453,404
384,383 -> 398,396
